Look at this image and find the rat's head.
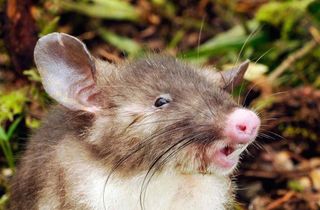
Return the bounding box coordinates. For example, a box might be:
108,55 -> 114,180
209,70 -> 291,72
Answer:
34,33 -> 260,176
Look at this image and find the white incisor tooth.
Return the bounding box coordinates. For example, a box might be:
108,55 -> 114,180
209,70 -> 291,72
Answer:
228,144 -> 248,159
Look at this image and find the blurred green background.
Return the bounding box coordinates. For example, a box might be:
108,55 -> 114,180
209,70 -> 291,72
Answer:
0,0 -> 319,209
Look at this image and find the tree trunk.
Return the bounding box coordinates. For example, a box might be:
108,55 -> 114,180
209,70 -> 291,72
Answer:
3,0 -> 38,77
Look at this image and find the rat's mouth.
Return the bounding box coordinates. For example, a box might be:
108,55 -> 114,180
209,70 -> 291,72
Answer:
221,145 -> 235,156
221,144 -> 246,156
177,141 -> 252,175
208,143 -> 249,169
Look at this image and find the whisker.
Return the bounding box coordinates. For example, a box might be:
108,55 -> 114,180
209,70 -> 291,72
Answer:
242,81 -> 282,109
261,117 -> 278,121
252,48 -> 273,64
139,134 -> 203,209
268,90 -> 289,96
251,141 -> 265,150
258,133 -> 275,140
102,124 -> 187,209
242,84 -> 260,108
131,117 -> 191,127
237,81 -> 247,106
176,100 -> 212,119
102,123 -> 205,209
235,26 -> 263,102
105,97 -> 212,121
191,79 -> 216,118
197,15 -> 206,59
235,47 -> 274,106
235,25 -> 262,66
264,130 -> 285,140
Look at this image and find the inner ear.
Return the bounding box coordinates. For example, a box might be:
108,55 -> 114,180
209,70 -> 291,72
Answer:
219,60 -> 250,92
34,32 -> 101,113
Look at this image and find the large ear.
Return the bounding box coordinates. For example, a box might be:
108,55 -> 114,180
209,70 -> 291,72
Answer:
34,33 -> 101,113
219,60 -> 250,92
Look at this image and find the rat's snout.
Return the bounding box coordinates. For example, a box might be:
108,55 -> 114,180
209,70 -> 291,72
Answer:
224,108 -> 260,144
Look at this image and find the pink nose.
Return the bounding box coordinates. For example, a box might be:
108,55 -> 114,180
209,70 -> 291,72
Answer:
224,108 -> 260,144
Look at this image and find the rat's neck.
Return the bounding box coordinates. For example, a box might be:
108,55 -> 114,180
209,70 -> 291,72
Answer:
103,171 -> 233,210
55,139 -> 234,210
70,168 -> 233,210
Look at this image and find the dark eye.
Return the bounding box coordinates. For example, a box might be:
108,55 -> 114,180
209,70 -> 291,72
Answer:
154,97 -> 170,107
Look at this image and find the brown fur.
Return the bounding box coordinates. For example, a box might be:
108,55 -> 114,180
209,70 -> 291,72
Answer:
9,55 -> 242,209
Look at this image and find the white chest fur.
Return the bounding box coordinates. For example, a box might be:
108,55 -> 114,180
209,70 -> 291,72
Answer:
68,168 -> 231,210
102,172 -> 231,210
55,140 -> 232,210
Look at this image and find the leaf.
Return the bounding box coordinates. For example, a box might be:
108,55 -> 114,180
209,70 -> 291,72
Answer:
23,68 -> 42,82
40,16 -> 60,36
7,116 -> 23,140
244,63 -> 268,81
256,0 -> 315,38
256,0 -> 314,25
0,194 -> 9,207
26,116 -> 41,129
308,0 -> 320,23
0,127 -> 7,141
0,89 -> 28,124
180,21 -> 269,63
168,30 -> 185,49
98,28 -> 142,56
60,0 -> 140,21
288,180 -> 305,192
151,0 -> 176,17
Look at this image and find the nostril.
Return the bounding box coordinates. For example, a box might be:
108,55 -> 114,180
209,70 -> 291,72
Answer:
236,124 -> 247,132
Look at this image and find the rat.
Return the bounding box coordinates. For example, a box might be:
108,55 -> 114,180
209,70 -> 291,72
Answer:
8,32 -> 260,210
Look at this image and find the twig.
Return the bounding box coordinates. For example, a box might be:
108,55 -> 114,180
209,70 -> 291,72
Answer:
242,170 -> 278,179
266,191 -> 295,210
309,26 -> 320,44
96,48 -> 122,63
268,40 -> 317,84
